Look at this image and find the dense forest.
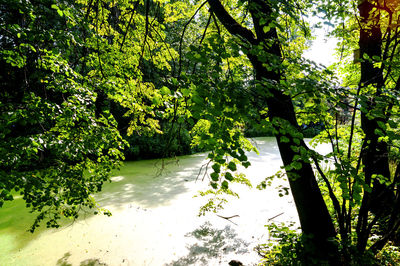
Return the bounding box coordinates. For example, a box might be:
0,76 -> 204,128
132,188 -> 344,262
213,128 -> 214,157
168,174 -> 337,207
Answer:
1,0 -> 400,264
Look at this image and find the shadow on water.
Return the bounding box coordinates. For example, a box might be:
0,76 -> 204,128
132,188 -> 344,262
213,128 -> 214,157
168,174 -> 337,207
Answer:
166,222 -> 250,266
56,252 -> 108,266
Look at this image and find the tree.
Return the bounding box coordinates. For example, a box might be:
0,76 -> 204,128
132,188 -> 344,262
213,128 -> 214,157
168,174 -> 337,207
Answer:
323,0 -> 400,257
355,0 -> 400,253
0,0 -> 174,231
0,0 -> 123,231
181,0 -> 400,263
202,0 -> 338,262
2,0 -> 400,263
295,0 -> 400,261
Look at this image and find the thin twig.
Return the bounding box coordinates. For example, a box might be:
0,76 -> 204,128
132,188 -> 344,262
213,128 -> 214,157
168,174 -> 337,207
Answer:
268,212 -> 284,222
217,214 -> 239,225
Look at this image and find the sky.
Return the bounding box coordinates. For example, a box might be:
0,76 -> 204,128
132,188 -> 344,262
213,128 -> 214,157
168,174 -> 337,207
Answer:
303,18 -> 338,66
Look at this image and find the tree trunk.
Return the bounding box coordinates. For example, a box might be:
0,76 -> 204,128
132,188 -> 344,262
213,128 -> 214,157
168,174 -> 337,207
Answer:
356,0 -> 393,252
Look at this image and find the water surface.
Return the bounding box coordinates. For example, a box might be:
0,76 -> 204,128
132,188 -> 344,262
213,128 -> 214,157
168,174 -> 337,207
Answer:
0,137 -> 302,265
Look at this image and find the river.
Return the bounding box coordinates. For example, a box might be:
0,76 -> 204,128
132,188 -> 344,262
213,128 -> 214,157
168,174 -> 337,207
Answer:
0,137 -> 316,266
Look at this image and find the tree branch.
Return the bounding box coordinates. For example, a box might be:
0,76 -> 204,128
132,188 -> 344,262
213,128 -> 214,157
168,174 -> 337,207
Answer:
206,0 -> 257,45
119,1 -> 140,52
312,156 -> 342,219
178,1 -> 208,77
216,214 -> 239,225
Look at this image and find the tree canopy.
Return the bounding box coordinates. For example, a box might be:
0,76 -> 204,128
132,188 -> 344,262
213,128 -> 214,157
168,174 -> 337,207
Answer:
1,0 -> 400,263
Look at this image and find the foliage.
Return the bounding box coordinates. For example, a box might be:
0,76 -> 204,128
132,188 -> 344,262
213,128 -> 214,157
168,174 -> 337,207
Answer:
0,0 -> 125,231
306,0 -> 400,257
122,121 -> 193,160
257,222 -> 400,265
2,1 -> 400,264
0,0 -> 177,230
257,222 -> 306,265
190,0 -> 400,263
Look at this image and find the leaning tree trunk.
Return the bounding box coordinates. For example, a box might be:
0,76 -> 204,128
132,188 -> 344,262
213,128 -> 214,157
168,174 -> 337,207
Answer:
207,0 -> 338,262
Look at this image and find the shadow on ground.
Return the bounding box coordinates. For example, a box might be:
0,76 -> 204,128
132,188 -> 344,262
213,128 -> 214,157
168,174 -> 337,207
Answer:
56,252 -> 108,266
166,222 -> 250,266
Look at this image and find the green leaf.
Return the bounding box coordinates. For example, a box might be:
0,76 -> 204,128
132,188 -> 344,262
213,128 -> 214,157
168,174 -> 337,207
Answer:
210,172 -> 219,181
242,161 -> 251,168
227,161 -> 237,171
212,163 -> 221,173
51,4 -> 63,17
152,96 -> 162,105
280,136 -> 290,143
225,172 -> 234,181
263,25 -> 270,33
292,161 -> 302,170
160,86 -> 171,95
181,88 -> 190,97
